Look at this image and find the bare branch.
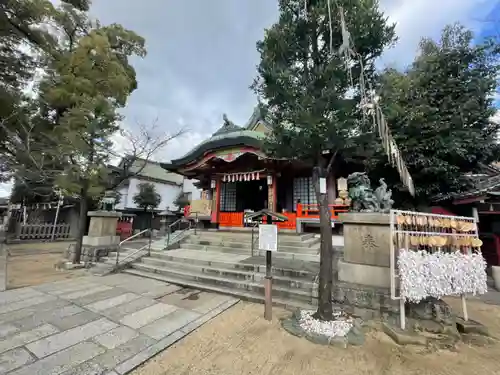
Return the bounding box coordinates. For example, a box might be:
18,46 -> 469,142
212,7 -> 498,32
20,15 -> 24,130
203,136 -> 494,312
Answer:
107,120 -> 187,189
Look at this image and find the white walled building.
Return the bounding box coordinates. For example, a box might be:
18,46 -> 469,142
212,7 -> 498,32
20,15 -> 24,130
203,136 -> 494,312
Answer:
114,158 -> 200,212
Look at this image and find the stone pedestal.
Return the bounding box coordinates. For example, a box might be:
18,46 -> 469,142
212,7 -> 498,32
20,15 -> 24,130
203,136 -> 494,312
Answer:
332,212 -> 399,319
159,218 -> 167,236
338,212 -> 393,292
341,212 -> 391,267
82,211 -> 122,248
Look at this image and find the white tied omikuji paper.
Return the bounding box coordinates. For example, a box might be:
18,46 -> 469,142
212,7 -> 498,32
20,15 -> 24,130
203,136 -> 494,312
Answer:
298,310 -> 353,338
398,249 -> 488,303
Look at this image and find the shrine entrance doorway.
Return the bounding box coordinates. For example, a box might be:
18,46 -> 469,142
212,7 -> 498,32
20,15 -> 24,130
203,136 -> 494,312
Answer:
236,178 -> 267,212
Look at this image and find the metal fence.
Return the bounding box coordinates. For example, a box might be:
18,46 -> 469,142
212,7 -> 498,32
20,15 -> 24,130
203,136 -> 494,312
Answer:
16,224 -> 71,241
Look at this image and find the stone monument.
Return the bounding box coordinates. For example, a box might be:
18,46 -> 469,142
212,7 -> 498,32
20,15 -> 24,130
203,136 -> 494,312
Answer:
82,210 -> 122,248
67,192 -> 122,264
335,172 -> 397,318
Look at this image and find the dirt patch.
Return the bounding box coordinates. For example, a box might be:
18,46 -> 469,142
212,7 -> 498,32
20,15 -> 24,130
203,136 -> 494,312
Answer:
6,241 -> 74,256
132,301 -> 500,375
7,253 -> 87,289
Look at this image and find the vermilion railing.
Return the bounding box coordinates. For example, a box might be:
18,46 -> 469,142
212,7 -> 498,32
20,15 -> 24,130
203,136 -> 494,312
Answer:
296,203 -> 349,220
183,203 -> 349,229
219,212 -> 244,227
277,212 -> 297,229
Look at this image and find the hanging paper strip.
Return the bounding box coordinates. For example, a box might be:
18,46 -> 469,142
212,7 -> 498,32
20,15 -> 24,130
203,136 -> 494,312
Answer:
220,170 -> 266,183
335,6 -> 415,196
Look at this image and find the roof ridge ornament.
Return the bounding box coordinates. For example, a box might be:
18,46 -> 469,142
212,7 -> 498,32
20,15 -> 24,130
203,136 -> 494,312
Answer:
212,113 -> 241,136
222,113 -> 234,128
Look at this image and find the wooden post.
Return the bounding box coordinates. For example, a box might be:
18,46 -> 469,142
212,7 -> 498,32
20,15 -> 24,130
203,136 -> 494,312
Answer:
211,177 -> 221,224
267,173 -> 275,212
264,214 -> 273,321
272,174 -> 277,212
264,250 -> 273,321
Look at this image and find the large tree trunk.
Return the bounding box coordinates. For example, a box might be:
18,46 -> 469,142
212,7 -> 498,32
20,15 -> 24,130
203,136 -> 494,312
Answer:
312,164 -> 334,321
72,193 -> 88,264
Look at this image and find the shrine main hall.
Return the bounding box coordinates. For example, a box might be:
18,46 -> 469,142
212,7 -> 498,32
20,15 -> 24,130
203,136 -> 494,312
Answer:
162,108 -> 351,231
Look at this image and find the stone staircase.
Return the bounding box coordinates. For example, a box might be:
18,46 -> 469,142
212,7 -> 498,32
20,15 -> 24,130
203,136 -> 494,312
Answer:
91,246 -> 147,275
123,230 -> 321,309
91,229 -> 193,275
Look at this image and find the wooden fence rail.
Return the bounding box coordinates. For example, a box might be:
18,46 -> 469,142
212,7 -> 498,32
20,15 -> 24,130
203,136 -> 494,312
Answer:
16,224 -> 71,240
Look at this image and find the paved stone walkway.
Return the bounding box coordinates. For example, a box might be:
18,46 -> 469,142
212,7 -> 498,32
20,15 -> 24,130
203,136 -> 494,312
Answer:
0,274 -> 239,375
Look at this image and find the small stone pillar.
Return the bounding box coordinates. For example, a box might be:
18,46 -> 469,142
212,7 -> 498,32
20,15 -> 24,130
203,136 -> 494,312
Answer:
82,211 -> 122,248
338,212 -> 391,288
159,218 -> 167,236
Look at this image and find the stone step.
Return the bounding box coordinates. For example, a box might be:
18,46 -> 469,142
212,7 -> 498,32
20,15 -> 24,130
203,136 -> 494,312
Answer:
187,233 -> 318,247
184,238 -> 319,252
147,251 -> 319,279
129,262 -> 316,305
177,245 -> 320,262
123,268 -> 318,310
200,230 -> 315,241
139,257 -> 316,290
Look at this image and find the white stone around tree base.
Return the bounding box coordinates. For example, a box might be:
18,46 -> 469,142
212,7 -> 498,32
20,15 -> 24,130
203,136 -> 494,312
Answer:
298,310 -> 353,338
61,262 -> 86,270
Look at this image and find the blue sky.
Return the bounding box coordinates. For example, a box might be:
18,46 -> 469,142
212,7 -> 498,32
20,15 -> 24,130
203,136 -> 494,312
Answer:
478,2 -> 500,108
1,0 -> 499,198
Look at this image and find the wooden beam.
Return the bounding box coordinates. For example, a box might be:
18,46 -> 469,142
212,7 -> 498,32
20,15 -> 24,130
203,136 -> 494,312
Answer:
453,195 -> 488,205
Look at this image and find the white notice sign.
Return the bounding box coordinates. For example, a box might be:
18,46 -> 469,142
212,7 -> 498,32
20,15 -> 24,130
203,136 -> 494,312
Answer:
258,224 -> 278,252
319,177 -> 327,194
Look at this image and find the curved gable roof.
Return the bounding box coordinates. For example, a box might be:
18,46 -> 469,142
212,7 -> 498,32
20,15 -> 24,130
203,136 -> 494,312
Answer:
169,108 -> 270,167
169,130 -> 266,167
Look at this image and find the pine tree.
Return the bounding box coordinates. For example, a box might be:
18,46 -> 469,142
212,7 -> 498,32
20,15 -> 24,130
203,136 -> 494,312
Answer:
252,0 -> 396,320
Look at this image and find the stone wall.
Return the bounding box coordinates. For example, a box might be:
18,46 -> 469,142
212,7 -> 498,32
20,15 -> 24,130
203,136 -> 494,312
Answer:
331,247 -> 398,320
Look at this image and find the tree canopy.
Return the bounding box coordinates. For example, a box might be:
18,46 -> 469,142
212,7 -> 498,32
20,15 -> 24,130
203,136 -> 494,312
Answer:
0,0 -> 184,263
173,191 -> 191,211
133,183 -> 161,211
364,24 -> 500,206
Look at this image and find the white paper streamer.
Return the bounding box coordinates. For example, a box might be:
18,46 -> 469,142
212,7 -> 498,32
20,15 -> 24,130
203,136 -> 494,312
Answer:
398,249 -> 488,303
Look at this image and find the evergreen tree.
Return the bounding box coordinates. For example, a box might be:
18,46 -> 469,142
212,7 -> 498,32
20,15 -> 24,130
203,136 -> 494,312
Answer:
133,183 -> 161,211
252,0 -> 395,320
365,24 -> 500,206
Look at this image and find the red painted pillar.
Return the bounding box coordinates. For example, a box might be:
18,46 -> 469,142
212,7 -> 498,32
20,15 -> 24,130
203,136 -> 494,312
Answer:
211,178 -> 221,224
272,174 -> 277,212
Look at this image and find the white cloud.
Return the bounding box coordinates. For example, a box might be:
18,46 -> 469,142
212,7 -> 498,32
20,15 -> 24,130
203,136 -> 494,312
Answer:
165,0 -> 498,158
491,110 -> 500,124
379,0 -> 496,67
0,181 -> 13,199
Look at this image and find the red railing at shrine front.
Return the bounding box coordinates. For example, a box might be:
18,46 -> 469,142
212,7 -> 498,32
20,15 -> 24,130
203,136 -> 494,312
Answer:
296,203 -> 349,220
219,212 -> 244,227
277,212 -> 297,230
183,203 -> 350,229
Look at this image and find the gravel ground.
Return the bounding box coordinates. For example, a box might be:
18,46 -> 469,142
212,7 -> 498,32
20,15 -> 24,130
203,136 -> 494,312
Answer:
131,300 -> 500,375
